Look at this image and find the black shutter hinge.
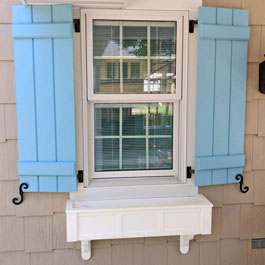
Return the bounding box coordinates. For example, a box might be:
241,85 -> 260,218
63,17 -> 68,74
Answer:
187,166 -> 195,179
189,20 -> 198,33
73,19 -> 80,33
77,170 -> 83,183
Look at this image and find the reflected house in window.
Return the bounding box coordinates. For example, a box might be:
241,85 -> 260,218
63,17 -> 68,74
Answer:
93,20 -> 177,94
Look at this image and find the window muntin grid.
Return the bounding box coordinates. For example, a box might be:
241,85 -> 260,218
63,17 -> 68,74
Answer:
94,103 -> 173,172
93,20 -> 177,94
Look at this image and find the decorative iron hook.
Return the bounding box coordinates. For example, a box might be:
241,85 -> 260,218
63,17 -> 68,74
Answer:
235,174 -> 249,194
12,183 -> 29,205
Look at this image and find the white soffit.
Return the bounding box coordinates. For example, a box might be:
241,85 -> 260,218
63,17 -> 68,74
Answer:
21,0 -> 125,9
21,0 -> 202,10
124,0 -> 202,11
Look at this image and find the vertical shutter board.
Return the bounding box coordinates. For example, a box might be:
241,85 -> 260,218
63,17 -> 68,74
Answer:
195,7 -> 249,187
195,7 -> 217,186
52,5 -> 76,192
32,5 -> 52,23
54,38 -> 76,191
12,6 -> 32,24
13,5 -> 77,192
53,39 -> 75,161
13,6 -> 38,191
33,6 -> 57,191
212,9 -> 233,185
227,10 -> 249,183
20,176 -> 39,192
52,5 -> 73,23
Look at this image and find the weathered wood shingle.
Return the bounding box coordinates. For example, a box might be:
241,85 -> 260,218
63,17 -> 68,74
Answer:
0,62 -> 16,104
0,251 -> 30,265
199,241 -> 220,265
0,104 -> 5,142
0,25 -> 13,60
53,213 -> 75,250
25,216 -> 53,252
0,216 -> 24,252
0,180 -> 16,215
4,104 -> 17,140
15,193 -> 53,217
221,239 -> 248,265
221,205 -> 240,239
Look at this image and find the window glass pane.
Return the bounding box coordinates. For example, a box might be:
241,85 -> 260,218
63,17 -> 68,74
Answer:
122,138 -> 146,170
149,138 -> 172,169
123,59 -> 148,93
149,59 -> 176,94
130,62 -> 140,78
106,62 -> 116,79
150,23 -> 176,57
149,103 -> 173,135
119,62 -> 128,79
122,22 -> 147,56
93,22 -> 120,56
94,103 -> 173,172
93,20 -> 177,94
122,105 -> 146,136
94,59 -> 120,93
95,106 -> 119,136
95,138 -> 120,171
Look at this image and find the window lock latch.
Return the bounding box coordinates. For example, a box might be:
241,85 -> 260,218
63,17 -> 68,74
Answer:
187,166 -> 195,179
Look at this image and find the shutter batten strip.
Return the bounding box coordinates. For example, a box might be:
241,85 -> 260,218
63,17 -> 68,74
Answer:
19,162 -> 76,176
13,23 -> 73,39
199,24 -> 250,40
196,155 -> 245,171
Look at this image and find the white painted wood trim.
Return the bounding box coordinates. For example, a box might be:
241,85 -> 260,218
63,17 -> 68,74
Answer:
66,194 -> 213,260
21,0 -> 125,8
81,9 -> 189,184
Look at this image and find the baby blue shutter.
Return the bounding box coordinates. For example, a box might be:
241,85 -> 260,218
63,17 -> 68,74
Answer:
195,7 -> 250,186
12,5 -> 77,192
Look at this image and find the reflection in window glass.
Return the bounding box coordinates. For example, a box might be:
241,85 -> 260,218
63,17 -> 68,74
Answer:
93,20 -> 176,94
94,103 -> 173,172
106,62 -> 116,79
131,62 -> 140,78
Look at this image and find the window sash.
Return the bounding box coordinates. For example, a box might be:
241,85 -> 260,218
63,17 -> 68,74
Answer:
88,101 -> 179,179
86,12 -> 184,100
93,20 -> 176,94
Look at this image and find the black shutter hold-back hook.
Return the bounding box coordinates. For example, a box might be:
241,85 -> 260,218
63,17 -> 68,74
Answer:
235,174 -> 249,194
12,183 -> 29,205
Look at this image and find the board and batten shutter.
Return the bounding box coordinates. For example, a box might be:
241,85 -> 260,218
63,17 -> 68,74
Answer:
195,7 -> 250,186
12,5 -> 77,192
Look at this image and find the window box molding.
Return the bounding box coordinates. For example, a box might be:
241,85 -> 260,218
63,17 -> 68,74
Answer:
66,194 -> 213,260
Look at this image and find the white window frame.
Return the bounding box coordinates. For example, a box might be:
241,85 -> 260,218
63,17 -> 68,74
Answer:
81,9 -> 189,186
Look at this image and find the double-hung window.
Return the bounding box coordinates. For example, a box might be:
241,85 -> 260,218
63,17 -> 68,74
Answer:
82,10 -> 188,184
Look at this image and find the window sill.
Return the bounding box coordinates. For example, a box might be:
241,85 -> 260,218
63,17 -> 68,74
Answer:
71,178 -> 198,201
66,194 -> 213,260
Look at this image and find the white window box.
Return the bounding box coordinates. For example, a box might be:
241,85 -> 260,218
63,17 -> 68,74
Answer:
66,194 -> 212,260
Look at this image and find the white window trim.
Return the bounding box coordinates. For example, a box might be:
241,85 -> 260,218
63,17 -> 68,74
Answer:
81,9 -> 189,188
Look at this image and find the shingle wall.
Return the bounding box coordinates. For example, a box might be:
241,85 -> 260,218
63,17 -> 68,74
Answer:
0,0 -> 264,264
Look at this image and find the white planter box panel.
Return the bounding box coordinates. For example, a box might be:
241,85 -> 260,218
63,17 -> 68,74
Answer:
66,194 -> 213,260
